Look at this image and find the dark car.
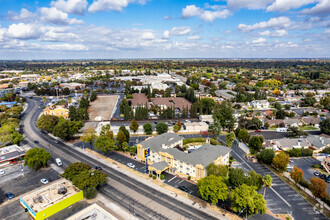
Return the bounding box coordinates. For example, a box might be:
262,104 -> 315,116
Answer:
5,192 -> 15,200
95,166 -> 102,171
320,174 -> 327,179
325,176 -> 330,183
178,185 -> 188,192
313,171 -> 320,176
34,140 -> 39,144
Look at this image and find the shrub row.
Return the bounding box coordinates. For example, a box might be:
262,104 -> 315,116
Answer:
286,148 -> 313,157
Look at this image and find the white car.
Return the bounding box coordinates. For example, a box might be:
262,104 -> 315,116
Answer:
0,169 -> 5,175
127,163 -> 135,169
40,179 -> 49,184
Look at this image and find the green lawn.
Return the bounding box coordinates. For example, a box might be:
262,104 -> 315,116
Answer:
301,126 -> 318,130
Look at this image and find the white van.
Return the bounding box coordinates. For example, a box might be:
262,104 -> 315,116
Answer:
55,158 -> 62,166
276,127 -> 288,132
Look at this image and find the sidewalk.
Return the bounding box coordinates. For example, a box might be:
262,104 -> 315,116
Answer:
67,142 -> 236,220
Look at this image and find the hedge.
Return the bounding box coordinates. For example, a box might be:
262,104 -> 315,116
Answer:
286,147 -> 313,157
299,178 -> 309,189
183,138 -> 206,145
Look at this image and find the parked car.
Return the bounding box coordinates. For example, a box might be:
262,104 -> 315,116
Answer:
313,171 -> 320,176
0,169 -> 5,175
5,192 -> 15,200
40,179 -> 49,184
34,140 -> 39,144
127,163 -> 135,169
95,166 -> 102,171
289,159 -> 293,163
320,174 -> 327,179
178,185 -> 188,192
255,130 -> 261,132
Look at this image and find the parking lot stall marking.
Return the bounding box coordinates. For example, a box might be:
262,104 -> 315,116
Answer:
168,176 -> 177,183
270,187 -> 291,207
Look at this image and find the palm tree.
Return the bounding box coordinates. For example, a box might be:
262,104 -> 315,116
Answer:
263,174 -> 272,196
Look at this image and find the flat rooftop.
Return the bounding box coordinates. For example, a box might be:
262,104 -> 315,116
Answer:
0,145 -> 25,163
66,203 -> 122,220
21,179 -> 81,213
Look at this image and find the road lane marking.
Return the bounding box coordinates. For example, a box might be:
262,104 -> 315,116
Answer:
168,176 -> 177,183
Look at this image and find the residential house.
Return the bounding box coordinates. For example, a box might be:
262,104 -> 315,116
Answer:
129,93 -> 149,109
248,100 -> 270,109
271,138 -> 309,151
306,135 -> 330,152
283,118 -> 303,127
137,133 -> 230,180
301,116 -> 322,127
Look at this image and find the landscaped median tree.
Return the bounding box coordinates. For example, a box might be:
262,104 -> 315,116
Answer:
129,119 -> 139,133
80,127 -> 97,148
272,152 -> 289,172
257,149 -> 275,164
237,129 -> 249,144
156,122 -> 168,134
95,135 -> 116,155
226,132 -> 236,147
24,148 -> 51,171
290,166 -> 303,185
61,162 -> 107,199
197,175 -> 229,205
262,174 -> 272,196
143,123 -> 153,135
230,184 -> 267,215
309,177 -> 328,200
248,136 -> 264,154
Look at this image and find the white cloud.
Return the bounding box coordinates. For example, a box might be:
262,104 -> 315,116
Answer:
182,5 -> 202,18
252,37 -> 266,43
169,26 -> 191,36
226,0 -> 274,10
163,30 -> 170,39
44,43 -> 88,50
267,0 -> 316,12
40,7 -> 84,25
42,29 -> 79,42
324,29 -> 330,33
163,16 -> 172,20
0,26 -> 6,42
88,0 -> 145,12
237,17 -> 293,32
188,35 -> 201,40
181,4 -> 231,22
6,23 -> 43,39
141,32 -> 155,40
51,0 -> 88,15
302,0 -> 330,15
8,8 -> 36,21
259,29 -> 288,37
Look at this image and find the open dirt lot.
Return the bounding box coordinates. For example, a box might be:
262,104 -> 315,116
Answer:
88,95 -> 119,121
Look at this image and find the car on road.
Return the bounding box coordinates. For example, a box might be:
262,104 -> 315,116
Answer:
40,179 -> 49,184
313,171 -> 320,176
127,163 -> 135,169
55,140 -> 59,143
55,158 -> 62,166
0,169 -> 5,175
320,174 -> 327,179
34,140 -> 39,144
5,192 -> 15,200
178,185 -> 188,192
95,166 -> 102,171
255,130 -> 261,132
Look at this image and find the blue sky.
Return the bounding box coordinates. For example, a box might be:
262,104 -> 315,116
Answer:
0,0 -> 329,59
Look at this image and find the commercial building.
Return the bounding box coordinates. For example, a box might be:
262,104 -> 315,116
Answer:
151,97 -> 191,111
20,179 -> 84,220
44,106 -> 69,119
0,145 -> 25,167
137,133 -> 230,181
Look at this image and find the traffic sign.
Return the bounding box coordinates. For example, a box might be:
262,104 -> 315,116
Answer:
145,148 -> 150,158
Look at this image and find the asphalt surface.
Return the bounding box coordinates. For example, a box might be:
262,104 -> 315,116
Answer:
249,130 -> 321,140
290,157 -> 330,194
231,142 -> 328,220
19,98 -> 220,220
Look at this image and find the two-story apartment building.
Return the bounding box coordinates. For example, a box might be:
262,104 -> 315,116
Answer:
44,106 -> 69,119
137,133 -> 230,181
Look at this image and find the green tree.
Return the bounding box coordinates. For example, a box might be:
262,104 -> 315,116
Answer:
226,132 -> 236,147
257,149 -> 275,164
119,126 -> 130,143
143,123 -> 153,135
230,184 -> 267,215
53,119 -> 70,140
90,91 -> 97,102
0,124 -> 24,146
37,115 -> 59,133
229,168 -> 246,188
208,120 -> 221,138
173,124 -> 180,133
288,126 -> 308,138
276,110 -> 286,119
272,152 -> 289,172
156,122 -> 168,134
206,163 -> 228,178
116,130 -> 127,147
72,169 -> 107,190
197,175 -> 229,205
290,166 -> 303,185
24,148 -> 51,171
61,162 -> 91,180
213,101 -> 236,131
95,135 -> 116,155
320,118 -> 330,135
237,129 -> 249,144
245,170 -> 263,191
80,127 -> 97,148
248,136 -> 264,154
262,174 -> 272,196
129,119 -> 139,133
274,102 -> 282,110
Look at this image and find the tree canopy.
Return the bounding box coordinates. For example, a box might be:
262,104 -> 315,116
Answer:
24,148 -> 51,171
197,175 -> 229,205
156,122 -> 168,134
206,163 -> 228,178
272,152 -> 289,172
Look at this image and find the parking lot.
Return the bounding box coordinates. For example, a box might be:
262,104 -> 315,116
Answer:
290,157 -> 330,194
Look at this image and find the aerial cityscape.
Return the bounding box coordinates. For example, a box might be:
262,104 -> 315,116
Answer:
0,1 -> 330,220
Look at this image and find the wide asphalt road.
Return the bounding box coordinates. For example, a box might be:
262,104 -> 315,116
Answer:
21,98 -> 222,220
